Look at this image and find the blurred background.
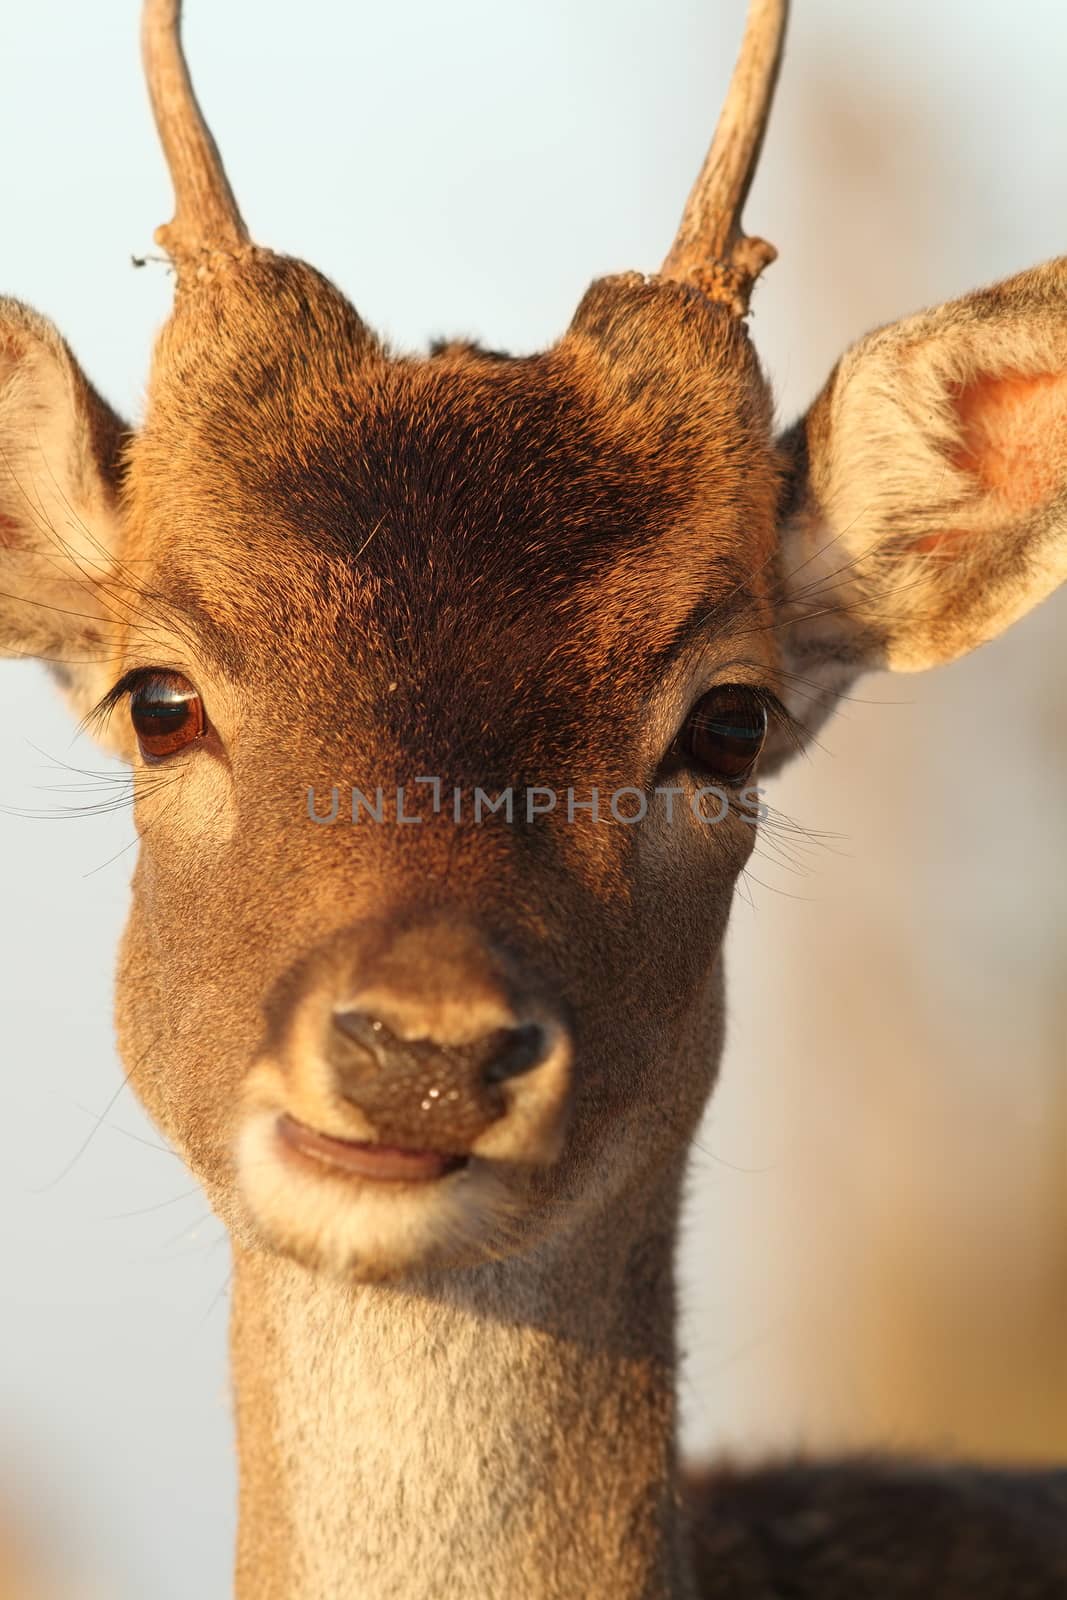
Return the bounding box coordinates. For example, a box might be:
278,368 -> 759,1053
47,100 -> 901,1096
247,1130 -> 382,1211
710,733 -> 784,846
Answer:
1,1 -> 1065,1594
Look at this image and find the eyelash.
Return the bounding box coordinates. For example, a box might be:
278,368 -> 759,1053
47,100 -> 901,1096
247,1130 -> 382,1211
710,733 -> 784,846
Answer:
678,685 -> 803,753
82,667 -> 186,738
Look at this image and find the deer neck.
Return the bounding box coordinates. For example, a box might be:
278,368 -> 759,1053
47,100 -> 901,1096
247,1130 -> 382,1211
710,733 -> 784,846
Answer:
230,1172 -> 696,1600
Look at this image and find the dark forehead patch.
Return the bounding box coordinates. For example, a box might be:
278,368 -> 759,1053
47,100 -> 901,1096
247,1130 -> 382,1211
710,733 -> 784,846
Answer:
186,357 -> 752,615
242,356 -> 702,597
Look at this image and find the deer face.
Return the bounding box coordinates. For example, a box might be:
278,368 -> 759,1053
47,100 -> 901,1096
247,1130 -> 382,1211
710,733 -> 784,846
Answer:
102,260 -> 782,1276
3,2 -> 1066,1281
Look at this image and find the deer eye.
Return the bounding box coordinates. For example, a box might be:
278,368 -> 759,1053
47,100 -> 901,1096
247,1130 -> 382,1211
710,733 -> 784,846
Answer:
128,671 -> 207,760
678,686 -> 768,783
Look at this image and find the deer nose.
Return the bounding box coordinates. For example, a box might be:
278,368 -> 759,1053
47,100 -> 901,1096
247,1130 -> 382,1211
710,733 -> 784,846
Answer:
326,1009 -> 560,1150
333,1010 -> 549,1086
274,913 -> 573,1158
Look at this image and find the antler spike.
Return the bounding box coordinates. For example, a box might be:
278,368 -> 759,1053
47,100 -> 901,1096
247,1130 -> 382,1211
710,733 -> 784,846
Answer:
141,0 -> 250,270
662,0 -> 789,316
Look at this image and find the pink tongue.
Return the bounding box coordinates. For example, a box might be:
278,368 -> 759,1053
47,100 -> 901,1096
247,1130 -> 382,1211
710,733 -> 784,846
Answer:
278,1114 -> 461,1181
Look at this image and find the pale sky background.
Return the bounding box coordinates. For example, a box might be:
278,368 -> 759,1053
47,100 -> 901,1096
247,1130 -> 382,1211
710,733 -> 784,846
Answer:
2,3 -> 1066,1596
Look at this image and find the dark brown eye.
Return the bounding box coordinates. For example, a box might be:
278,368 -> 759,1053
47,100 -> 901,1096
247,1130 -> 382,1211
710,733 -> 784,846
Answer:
678,685 -> 768,782
128,672 -> 207,760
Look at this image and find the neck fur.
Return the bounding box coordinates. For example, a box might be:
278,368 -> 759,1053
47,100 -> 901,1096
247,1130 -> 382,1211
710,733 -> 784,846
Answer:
230,1174 -> 696,1600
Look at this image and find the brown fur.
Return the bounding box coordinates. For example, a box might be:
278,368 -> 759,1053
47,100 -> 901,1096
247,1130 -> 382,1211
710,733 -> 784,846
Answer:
688,1459 -> 1067,1597
3,11 -> 1067,1599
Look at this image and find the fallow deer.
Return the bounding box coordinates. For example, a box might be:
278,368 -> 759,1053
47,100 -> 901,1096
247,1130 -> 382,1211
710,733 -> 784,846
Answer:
2,2 -> 1066,1596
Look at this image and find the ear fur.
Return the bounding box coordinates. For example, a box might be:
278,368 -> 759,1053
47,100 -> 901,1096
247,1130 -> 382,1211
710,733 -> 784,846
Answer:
773,258 -> 1067,747
0,299 -> 128,713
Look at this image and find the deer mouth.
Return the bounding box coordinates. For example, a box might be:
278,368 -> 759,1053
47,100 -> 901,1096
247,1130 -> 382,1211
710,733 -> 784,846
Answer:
276,1113 -> 469,1183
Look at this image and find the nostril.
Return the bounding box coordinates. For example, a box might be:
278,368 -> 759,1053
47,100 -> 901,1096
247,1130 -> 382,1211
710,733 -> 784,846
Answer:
332,1009 -> 387,1053
329,1008 -> 389,1089
482,1021 -> 548,1086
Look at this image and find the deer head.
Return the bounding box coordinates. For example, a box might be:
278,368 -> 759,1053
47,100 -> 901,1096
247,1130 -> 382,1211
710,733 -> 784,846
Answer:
1,0 -> 1065,1287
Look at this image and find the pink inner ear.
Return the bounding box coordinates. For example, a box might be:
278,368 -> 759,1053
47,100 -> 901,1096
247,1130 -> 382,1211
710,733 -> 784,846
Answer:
950,368 -> 1067,511
914,369 -> 1067,554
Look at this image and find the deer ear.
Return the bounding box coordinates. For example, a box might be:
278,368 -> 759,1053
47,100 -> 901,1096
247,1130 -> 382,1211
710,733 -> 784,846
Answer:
0,299 -> 127,714
772,258 -> 1067,749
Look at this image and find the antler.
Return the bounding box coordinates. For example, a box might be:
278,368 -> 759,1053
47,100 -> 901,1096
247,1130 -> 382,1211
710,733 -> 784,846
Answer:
662,0 -> 789,317
141,0 -> 250,270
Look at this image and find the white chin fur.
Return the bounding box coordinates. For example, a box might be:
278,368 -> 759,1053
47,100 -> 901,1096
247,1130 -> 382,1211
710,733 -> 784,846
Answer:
236,1111 -> 526,1280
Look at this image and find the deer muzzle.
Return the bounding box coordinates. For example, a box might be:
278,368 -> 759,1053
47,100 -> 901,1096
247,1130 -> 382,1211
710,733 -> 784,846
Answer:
245,913 -> 574,1173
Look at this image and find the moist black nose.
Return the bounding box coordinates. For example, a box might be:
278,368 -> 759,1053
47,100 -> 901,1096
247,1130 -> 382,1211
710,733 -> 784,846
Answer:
330,1010 -> 550,1091
301,912 -> 571,1149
